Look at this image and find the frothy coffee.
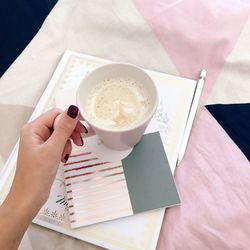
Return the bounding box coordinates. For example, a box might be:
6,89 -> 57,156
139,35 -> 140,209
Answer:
86,77 -> 150,129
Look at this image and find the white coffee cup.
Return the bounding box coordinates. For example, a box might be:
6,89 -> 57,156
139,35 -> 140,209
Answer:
76,63 -> 158,150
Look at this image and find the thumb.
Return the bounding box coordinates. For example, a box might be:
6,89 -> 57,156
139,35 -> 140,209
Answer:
47,105 -> 79,153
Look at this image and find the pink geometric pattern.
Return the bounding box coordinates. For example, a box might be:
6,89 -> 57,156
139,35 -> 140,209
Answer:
157,109 -> 250,249
133,0 -> 250,103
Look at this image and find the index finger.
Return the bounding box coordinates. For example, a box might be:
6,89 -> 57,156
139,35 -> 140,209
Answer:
31,108 -> 62,129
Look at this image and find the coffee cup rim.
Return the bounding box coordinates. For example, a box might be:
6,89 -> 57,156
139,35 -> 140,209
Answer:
76,63 -> 159,133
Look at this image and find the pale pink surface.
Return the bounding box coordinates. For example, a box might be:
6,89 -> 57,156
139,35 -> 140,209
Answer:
132,2 -> 250,248
133,0 -> 249,103
157,109 -> 250,249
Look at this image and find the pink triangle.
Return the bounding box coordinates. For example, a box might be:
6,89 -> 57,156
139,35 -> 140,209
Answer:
158,108 -> 250,249
133,0 -> 250,103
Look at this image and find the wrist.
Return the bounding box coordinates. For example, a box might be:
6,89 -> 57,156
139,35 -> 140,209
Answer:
4,187 -> 41,222
7,163 -> 50,219
3,193 -> 37,224
0,189 -> 39,250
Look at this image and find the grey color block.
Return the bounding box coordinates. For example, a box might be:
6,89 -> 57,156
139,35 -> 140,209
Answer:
122,132 -> 180,214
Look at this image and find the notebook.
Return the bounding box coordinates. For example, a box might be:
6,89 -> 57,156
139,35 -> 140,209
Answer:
64,131 -> 180,228
0,50 -> 205,249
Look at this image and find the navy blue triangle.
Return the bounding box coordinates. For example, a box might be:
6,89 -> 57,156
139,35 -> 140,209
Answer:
0,0 -> 58,76
206,103 -> 250,161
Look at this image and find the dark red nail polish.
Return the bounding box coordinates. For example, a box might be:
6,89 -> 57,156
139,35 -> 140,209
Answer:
67,105 -> 78,119
80,136 -> 84,146
49,127 -> 54,135
82,124 -> 88,134
63,154 -> 69,163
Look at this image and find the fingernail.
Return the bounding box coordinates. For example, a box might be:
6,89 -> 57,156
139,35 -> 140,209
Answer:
80,136 -> 84,146
82,124 -> 88,134
63,154 -> 69,163
67,105 -> 78,119
49,127 -> 54,135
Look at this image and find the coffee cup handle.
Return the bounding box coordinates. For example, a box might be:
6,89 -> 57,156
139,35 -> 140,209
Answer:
54,113 -> 96,139
78,113 -> 96,138
80,121 -> 96,138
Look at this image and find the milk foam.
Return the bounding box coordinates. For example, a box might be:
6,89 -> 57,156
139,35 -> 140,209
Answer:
86,77 -> 150,129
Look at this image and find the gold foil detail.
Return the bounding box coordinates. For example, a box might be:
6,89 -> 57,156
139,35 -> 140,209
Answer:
66,178 -> 125,194
65,165 -> 122,179
66,171 -> 124,185
69,152 -> 91,158
68,187 -> 127,208
70,208 -> 131,224
64,157 -> 98,166
64,162 -> 109,173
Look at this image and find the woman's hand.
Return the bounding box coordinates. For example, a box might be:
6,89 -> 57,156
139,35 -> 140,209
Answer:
0,105 -> 86,250
13,105 -> 86,208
